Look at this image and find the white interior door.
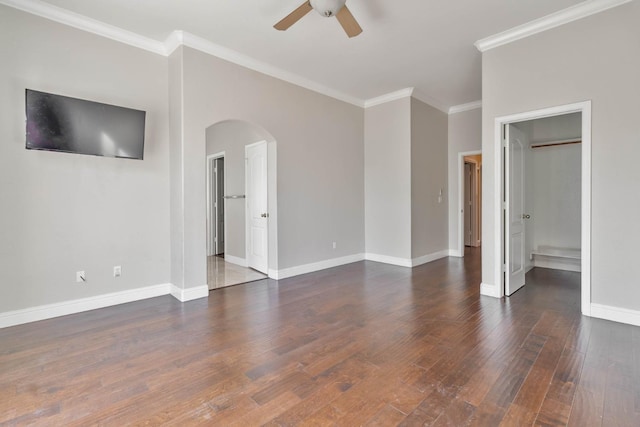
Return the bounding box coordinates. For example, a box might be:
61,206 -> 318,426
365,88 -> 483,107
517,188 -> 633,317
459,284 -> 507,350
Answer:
505,124 -> 526,295
246,141 -> 268,274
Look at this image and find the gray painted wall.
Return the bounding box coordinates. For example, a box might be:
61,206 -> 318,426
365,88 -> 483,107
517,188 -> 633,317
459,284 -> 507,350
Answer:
364,98 -> 412,259
481,1 -> 640,310
447,108 -> 482,254
172,46 -> 365,288
411,98 -> 448,258
0,6 -> 170,312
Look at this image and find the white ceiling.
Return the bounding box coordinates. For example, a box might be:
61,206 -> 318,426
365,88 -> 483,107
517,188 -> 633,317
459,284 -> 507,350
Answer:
11,0 -> 590,110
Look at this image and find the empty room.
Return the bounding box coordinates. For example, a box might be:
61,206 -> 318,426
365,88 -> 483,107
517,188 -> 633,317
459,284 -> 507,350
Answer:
1,0 -> 639,425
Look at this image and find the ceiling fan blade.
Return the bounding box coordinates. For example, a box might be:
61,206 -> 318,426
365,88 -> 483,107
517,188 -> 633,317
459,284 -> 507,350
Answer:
274,1 -> 313,31
336,5 -> 362,38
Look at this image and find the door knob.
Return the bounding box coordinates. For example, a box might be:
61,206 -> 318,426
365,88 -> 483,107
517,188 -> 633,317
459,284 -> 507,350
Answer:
522,214 -> 531,219
261,213 -> 269,218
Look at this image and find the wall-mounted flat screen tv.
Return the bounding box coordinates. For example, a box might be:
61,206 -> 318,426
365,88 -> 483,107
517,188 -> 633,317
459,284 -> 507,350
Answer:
25,89 -> 146,160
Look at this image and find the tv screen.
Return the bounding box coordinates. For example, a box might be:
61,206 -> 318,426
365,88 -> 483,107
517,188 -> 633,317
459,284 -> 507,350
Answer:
25,89 -> 146,160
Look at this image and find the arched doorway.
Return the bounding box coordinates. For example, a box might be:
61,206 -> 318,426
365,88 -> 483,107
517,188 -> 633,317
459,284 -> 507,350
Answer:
205,120 -> 278,290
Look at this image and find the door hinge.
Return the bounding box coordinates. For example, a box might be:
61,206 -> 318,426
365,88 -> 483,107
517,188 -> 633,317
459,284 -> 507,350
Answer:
502,263 -> 507,272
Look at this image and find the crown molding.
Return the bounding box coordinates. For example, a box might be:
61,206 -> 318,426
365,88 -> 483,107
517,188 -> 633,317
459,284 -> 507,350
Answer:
449,100 -> 482,114
1,0 -> 364,107
364,88 -> 414,108
475,0 -> 632,52
0,0 -> 167,55
2,0 -> 459,111
411,89 -> 449,114
166,31 -> 363,107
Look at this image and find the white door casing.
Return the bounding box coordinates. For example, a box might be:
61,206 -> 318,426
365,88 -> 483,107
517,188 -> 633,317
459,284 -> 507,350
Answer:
464,163 -> 472,246
505,124 -> 526,296
206,152 -> 225,257
246,141 -> 268,274
490,101 -> 591,316
214,158 -> 225,255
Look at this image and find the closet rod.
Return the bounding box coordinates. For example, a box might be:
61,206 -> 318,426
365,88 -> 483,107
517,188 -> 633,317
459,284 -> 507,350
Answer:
531,139 -> 581,149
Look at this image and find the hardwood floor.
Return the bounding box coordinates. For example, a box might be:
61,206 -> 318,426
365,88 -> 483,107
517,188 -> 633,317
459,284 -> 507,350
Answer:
2,248 -> 640,426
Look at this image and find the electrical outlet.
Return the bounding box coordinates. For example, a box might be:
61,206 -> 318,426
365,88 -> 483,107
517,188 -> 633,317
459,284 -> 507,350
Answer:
113,266 -> 122,277
332,242 -> 337,249
76,271 -> 86,283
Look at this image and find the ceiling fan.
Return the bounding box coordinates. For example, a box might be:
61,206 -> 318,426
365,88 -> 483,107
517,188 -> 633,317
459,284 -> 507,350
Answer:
274,0 -> 363,38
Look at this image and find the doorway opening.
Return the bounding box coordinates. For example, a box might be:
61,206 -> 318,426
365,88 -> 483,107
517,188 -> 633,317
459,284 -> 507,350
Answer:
457,150 -> 482,257
464,155 -> 482,248
207,154 -> 225,258
205,120 -> 277,290
495,101 -> 591,315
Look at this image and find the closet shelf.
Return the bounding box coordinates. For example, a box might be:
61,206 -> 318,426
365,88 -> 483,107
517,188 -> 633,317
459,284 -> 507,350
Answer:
531,246 -> 581,260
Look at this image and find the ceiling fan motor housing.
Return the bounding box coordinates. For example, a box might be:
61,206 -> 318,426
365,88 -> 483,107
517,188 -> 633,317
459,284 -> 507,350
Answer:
310,0 -> 347,17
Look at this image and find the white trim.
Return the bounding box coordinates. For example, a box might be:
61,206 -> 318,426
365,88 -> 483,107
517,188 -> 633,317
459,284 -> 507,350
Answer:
533,258 -> 581,272
591,303 -> 640,327
206,155 -> 213,256
480,282 -> 501,298
363,88 -> 414,108
492,101 -> 592,318
0,1 -> 363,107
0,283 -> 171,329
272,254 -> 365,280
168,31 -> 363,107
448,249 -> 463,258
449,100 -> 482,115
224,254 -> 248,268
458,150 -> 482,258
475,0 -> 632,52
1,1 -> 482,114
206,152 -> 225,257
170,284 -> 209,302
412,89 -> 449,114
365,253 -> 413,268
411,250 -> 450,267
0,0 -> 166,55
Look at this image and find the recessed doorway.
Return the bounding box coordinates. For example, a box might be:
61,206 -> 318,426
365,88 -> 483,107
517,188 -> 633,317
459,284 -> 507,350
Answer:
494,101 -> 591,315
205,120 -> 277,291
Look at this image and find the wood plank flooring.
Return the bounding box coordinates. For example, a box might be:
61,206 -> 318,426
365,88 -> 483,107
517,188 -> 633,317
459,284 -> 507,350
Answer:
2,248 -> 640,425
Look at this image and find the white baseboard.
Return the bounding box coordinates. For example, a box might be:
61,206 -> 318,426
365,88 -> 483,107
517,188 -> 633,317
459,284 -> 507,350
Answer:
449,249 -> 463,258
364,250 -> 450,268
411,250 -> 450,267
0,283 -> 172,329
170,284 -> 209,302
364,253 -> 412,267
590,303 -> 640,327
225,255 -> 247,267
273,253 -> 365,280
533,258 -> 581,272
480,282 -> 501,298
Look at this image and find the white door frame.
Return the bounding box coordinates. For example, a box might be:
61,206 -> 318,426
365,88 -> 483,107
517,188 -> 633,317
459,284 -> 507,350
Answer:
493,101 -> 591,316
458,150 -> 482,257
245,140 -> 269,273
206,151 -> 225,257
